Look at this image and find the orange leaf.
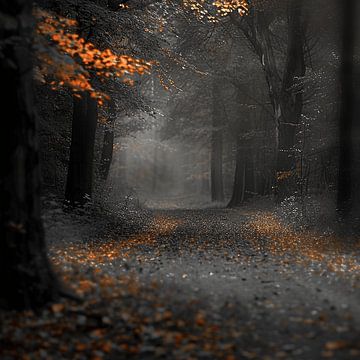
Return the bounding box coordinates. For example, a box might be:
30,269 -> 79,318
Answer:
195,312 -> 206,326
100,341 -> 112,353
325,340 -> 350,351
51,303 -> 65,313
75,343 -> 87,351
90,329 -> 106,338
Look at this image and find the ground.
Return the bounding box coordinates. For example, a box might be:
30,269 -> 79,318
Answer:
1,201 -> 360,359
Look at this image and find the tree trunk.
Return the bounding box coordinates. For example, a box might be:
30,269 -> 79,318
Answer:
210,128 -> 225,202
276,0 -> 305,201
228,137 -> 255,207
337,0 -> 355,217
0,0 -> 59,309
245,151 -> 255,197
65,93 -> 98,206
228,139 -> 246,207
237,0 -> 305,202
211,82 -> 224,202
255,150 -> 267,195
100,101 -> 116,180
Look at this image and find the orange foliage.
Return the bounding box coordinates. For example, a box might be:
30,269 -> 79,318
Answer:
50,216 -> 182,267
182,0 -> 218,22
182,0 -> 249,22
245,212 -> 360,274
276,170 -> 294,181
213,0 -> 249,17
35,9 -> 152,104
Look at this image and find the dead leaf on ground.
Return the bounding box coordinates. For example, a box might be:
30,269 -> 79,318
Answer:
324,340 -> 350,351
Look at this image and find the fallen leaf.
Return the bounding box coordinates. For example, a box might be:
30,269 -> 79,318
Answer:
75,342 -> 87,352
100,341 -> 112,353
195,312 -> 206,326
325,340 -> 350,351
51,303 -> 65,313
90,329 -> 106,338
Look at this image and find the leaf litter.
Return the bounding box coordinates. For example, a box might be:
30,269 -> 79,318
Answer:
1,207 -> 360,359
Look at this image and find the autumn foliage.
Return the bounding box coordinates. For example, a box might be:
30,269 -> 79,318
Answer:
182,0 -> 249,22
35,9 -> 152,104
34,0 -> 250,101
213,0 -> 249,16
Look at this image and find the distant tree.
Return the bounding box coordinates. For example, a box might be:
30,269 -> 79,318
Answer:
232,0 -> 306,201
228,93 -> 256,207
211,80 -> 225,202
35,0 -> 187,205
35,2 -> 152,205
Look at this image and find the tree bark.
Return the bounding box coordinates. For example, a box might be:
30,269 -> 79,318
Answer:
228,137 -> 255,207
0,0 -> 59,309
228,138 -> 246,207
276,0 -> 306,201
100,101 -> 116,180
65,93 -> 98,206
211,82 -> 225,202
210,129 -> 225,202
337,0 -> 356,216
235,0 -> 305,202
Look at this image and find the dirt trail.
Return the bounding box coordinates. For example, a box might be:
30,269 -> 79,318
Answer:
129,208 -> 360,358
1,207 -> 359,359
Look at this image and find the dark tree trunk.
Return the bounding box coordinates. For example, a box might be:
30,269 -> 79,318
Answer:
337,0 -> 355,217
228,138 -> 254,207
236,0 -> 305,202
0,0 -> 59,309
245,152 -> 255,197
255,150 -> 267,196
211,82 -> 224,202
210,129 -> 225,202
228,139 -> 246,207
65,93 -> 98,206
100,101 -> 116,180
276,0 -> 306,201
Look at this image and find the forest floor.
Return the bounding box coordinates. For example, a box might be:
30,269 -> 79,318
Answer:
1,199 -> 360,359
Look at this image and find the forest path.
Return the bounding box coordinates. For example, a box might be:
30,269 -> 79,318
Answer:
121,208 -> 360,359
2,207 -> 360,359
136,208 -> 360,313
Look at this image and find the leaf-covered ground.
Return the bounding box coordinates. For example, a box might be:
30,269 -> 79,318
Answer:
1,205 -> 360,359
